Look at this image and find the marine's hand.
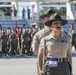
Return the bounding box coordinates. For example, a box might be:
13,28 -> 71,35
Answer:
39,70 -> 43,75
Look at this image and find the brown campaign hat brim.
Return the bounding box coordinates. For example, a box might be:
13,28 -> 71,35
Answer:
45,19 -> 67,26
39,14 -> 51,19
39,9 -> 55,19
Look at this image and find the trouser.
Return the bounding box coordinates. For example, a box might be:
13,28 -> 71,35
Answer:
11,39 -> 18,55
2,41 -> 7,55
27,46 -> 30,55
44,61 -> 70,75
7,43 -> 11,55
22,42 -> 28,54
27,42 -> 33,55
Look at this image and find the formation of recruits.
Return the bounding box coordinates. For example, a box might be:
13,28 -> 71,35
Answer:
0,27 -> 40,57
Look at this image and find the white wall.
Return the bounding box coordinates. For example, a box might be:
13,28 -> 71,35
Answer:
66,2 -> 74,20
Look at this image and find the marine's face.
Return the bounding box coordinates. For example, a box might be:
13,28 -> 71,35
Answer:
50,21 -> 62,32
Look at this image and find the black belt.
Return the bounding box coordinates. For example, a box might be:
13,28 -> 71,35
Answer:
47,58 -> 68,63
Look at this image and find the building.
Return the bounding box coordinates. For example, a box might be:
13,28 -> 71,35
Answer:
0,0 -> 76,20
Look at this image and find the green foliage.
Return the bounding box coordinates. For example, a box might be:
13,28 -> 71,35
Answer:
55,7 -> 66,16
39,2 -> 66,16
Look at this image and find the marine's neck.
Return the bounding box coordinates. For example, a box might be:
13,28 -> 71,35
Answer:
52,32 -> 61,39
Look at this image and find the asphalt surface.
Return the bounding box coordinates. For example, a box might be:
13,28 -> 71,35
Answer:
0,55 -> 37,75
0,47 -> 76,75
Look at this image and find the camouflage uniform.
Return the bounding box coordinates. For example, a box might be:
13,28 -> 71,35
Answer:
1,31 -> 8,55
21,28 -> 29,55
10,30 -> 18,55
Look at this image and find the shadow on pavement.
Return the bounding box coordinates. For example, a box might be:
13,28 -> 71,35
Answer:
0,52 -> 76,59
0,54 -> 37,59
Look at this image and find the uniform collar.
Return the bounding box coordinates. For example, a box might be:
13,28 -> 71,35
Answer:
49,32 -> 65,40
44,26 -> 50,29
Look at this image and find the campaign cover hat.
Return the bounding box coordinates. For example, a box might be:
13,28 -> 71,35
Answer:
45,13 -> 67,26
39,9 -> 55,19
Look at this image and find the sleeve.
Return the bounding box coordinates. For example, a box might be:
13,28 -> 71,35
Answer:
38,38 -> 45,53
32,34 -> 40,50
67,37 -> 72,53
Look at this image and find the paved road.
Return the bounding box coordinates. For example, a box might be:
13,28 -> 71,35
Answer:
0,55 -> 37,75
0,49 -> 76,75
72,50 -> 76,75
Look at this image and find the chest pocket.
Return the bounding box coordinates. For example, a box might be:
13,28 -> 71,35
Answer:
61,41 -> 69,51
60,36 -> 69,50
46,39 -> 59,54
45,38 -> 69,55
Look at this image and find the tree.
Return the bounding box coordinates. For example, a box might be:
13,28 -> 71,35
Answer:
39,2 -> 66,16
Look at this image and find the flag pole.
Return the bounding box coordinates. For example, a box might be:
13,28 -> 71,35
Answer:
14,20 -> 22,57
32,4 -> 35,19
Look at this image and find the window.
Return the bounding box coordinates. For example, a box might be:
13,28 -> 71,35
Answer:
74,4 -> 76,11
71,4 -> 73,11
0,2 -> 11,5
